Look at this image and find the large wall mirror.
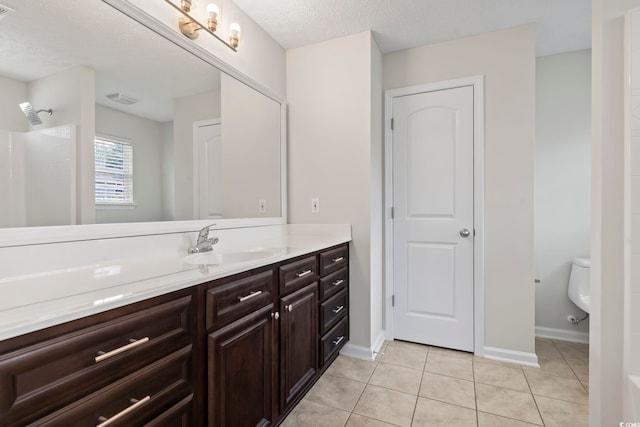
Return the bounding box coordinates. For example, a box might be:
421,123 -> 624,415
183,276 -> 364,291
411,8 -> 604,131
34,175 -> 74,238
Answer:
0,0 -> 283,239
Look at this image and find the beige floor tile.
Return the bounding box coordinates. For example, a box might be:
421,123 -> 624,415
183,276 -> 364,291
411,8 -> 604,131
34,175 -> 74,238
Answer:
326,355 -> 377,383
419,372 -> 476,409
379,345 -> 428,370
473,356 -> 524,370
281,399 -> 350,427
425,353 -> 473,381
477,412 -> 540,426
475,383 -> 543,425
535,337 -> 553,343
555,342 -> 589,364
523,355 -> 577,379
345,414 -> 397,427
474,362 -> 529,392
353,385 -> 417,427
566,359 -> 589,382
535,395 -> 589,427
428,347 -> 473,360
412,397 -> 477,427
369,363 -> 422,395
525,371 -> 589,405
388,339 -> 431,352
535,340 -> 562,359
581,380 -> 589,392
305,374 -> 366,412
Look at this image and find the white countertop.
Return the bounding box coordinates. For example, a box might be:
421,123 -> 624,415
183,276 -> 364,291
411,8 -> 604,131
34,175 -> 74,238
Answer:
0,224 -> 351,341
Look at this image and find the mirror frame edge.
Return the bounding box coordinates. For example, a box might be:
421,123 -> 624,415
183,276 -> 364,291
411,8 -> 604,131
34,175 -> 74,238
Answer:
0,0 -> 287,248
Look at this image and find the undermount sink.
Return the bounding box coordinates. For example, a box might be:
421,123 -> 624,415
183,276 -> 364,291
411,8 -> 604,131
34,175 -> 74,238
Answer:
183,249 -> 279,266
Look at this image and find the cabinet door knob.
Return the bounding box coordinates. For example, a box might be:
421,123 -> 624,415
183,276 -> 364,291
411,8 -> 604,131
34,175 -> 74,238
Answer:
286,304 -> 293,312
271,312 -> 280,320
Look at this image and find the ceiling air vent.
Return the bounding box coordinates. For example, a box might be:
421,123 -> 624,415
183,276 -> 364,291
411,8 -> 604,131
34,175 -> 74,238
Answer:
105,92 -> 139,105
0,3 -> 15,20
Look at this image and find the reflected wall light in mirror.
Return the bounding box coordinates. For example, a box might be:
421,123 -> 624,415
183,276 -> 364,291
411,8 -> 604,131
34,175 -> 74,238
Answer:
165,0 -> 237,51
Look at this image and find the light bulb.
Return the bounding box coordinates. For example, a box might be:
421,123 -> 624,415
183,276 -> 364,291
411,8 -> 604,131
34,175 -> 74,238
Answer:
207,3 -> 219,18
229,22 -> 241,36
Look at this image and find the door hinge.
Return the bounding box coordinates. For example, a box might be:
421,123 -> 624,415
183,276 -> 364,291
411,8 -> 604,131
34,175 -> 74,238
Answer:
390,206 -> 394,219
392,295 -> 395,307
391,118 -> 394,130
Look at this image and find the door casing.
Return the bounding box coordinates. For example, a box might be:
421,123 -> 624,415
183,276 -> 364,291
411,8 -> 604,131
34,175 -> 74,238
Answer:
384,75 -> 486,356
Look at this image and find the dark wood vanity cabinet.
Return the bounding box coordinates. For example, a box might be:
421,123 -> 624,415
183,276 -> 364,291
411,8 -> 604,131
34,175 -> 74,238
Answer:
0,288 -> 197,427
0,243 -> 349,427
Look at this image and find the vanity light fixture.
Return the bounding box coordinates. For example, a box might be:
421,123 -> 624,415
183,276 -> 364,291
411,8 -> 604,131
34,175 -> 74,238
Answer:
165,0 -> 237,52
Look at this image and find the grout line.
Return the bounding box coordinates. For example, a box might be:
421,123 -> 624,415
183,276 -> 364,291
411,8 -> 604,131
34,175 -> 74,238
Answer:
472,355 -> 479,426
522,357 -> 546,426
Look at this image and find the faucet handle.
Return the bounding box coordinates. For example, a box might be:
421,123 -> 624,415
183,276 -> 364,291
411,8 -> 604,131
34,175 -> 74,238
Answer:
197,223 -> 216,243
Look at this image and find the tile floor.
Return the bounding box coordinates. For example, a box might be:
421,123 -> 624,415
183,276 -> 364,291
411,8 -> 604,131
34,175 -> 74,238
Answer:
281,338 -> 589,427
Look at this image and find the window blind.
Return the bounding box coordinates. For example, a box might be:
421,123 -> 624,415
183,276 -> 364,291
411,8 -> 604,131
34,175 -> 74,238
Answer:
94,136 -> 133,205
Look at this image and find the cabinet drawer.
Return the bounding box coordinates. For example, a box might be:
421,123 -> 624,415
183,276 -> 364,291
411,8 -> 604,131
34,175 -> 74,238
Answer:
320,289 -> 348,334
320,316 -> 348,368
0,295 -> 193,426
144,394 -> 193,427
279,256 -> 318,295
206,270 -> 274,331
30,346 -> 193,426
319,267 -> 348,300
319,246 -> 348,276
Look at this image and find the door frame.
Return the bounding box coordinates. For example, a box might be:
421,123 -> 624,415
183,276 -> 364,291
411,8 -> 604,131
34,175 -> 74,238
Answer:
384,75 -> 486,356
192,118 -> 222,219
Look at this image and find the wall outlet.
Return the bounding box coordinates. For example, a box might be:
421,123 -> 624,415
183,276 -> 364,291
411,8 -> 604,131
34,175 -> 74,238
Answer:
259,199 -> 267,213
311,198 -> 320,214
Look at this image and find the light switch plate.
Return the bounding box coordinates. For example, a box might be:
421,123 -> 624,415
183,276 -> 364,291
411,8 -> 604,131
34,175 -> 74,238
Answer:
259,199 -> 267,213
311,198 -> 320,213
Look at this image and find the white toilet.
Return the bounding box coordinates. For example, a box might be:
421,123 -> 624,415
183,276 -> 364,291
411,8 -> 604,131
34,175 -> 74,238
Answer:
568,257 -> 591,313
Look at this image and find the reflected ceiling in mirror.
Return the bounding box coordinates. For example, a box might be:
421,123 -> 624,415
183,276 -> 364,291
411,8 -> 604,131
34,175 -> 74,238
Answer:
0,0 -> 282,228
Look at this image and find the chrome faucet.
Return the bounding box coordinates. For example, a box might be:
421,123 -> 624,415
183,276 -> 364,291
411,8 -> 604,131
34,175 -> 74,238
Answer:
188,224 -> 219,254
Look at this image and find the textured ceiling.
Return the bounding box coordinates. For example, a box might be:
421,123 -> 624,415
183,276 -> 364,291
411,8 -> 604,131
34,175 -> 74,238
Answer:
232,0 -> 591,56
0,0 -> 220,122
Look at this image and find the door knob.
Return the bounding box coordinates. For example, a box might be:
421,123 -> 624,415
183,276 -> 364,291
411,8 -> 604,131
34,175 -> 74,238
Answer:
459,228 -> 471,238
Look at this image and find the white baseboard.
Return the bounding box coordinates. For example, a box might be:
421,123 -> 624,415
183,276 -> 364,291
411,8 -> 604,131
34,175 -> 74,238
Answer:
483,346 -> 539,367
535,326 -> 589,344
340,330 -> 386,361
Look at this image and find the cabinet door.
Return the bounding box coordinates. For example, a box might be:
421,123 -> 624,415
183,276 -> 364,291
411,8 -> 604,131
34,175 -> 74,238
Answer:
279,282 -> 318,412
208,305 -> 275,427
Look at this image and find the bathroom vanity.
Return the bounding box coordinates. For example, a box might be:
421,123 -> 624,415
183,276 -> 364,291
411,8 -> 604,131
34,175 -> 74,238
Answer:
0,227 -> 350,426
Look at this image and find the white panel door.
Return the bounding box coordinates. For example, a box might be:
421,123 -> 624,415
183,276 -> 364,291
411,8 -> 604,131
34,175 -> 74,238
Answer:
195,122 -> 222,219
392,85 -> 474,351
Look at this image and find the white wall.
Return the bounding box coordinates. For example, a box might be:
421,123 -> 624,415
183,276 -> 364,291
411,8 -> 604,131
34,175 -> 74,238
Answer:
0,76 -> 27,132
591,0 -> 640,424
172,89 -> 221,220
161,121 -> 175,220
627,9 -> 640,420
384,25 -> 536,355
0,130 -> 26,227
535,50 -> 591,339
220,74 -> 282,218
27,66 -> 95,225
287,31 -> 384,350
95,105 -> 165,223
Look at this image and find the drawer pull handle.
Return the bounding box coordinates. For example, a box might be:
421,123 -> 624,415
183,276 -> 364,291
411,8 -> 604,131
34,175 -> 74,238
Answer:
238,290 -> 263,302
332,305 -> 344,314
97,395 -> 150,427
95,337 -> 150,363
332,279 -> 345,287
296,269 -> 312,278
332,336 -> 345,346
332,256 -> 344,263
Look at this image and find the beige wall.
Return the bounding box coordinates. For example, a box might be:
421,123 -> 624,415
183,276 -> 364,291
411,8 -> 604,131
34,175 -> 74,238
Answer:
535,50 -> 591,337
172,89 -> 221,220
220,74 -> 282,218
287,31 -> 383,350
383,25 -> 537,354
590,0 -> 640,424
